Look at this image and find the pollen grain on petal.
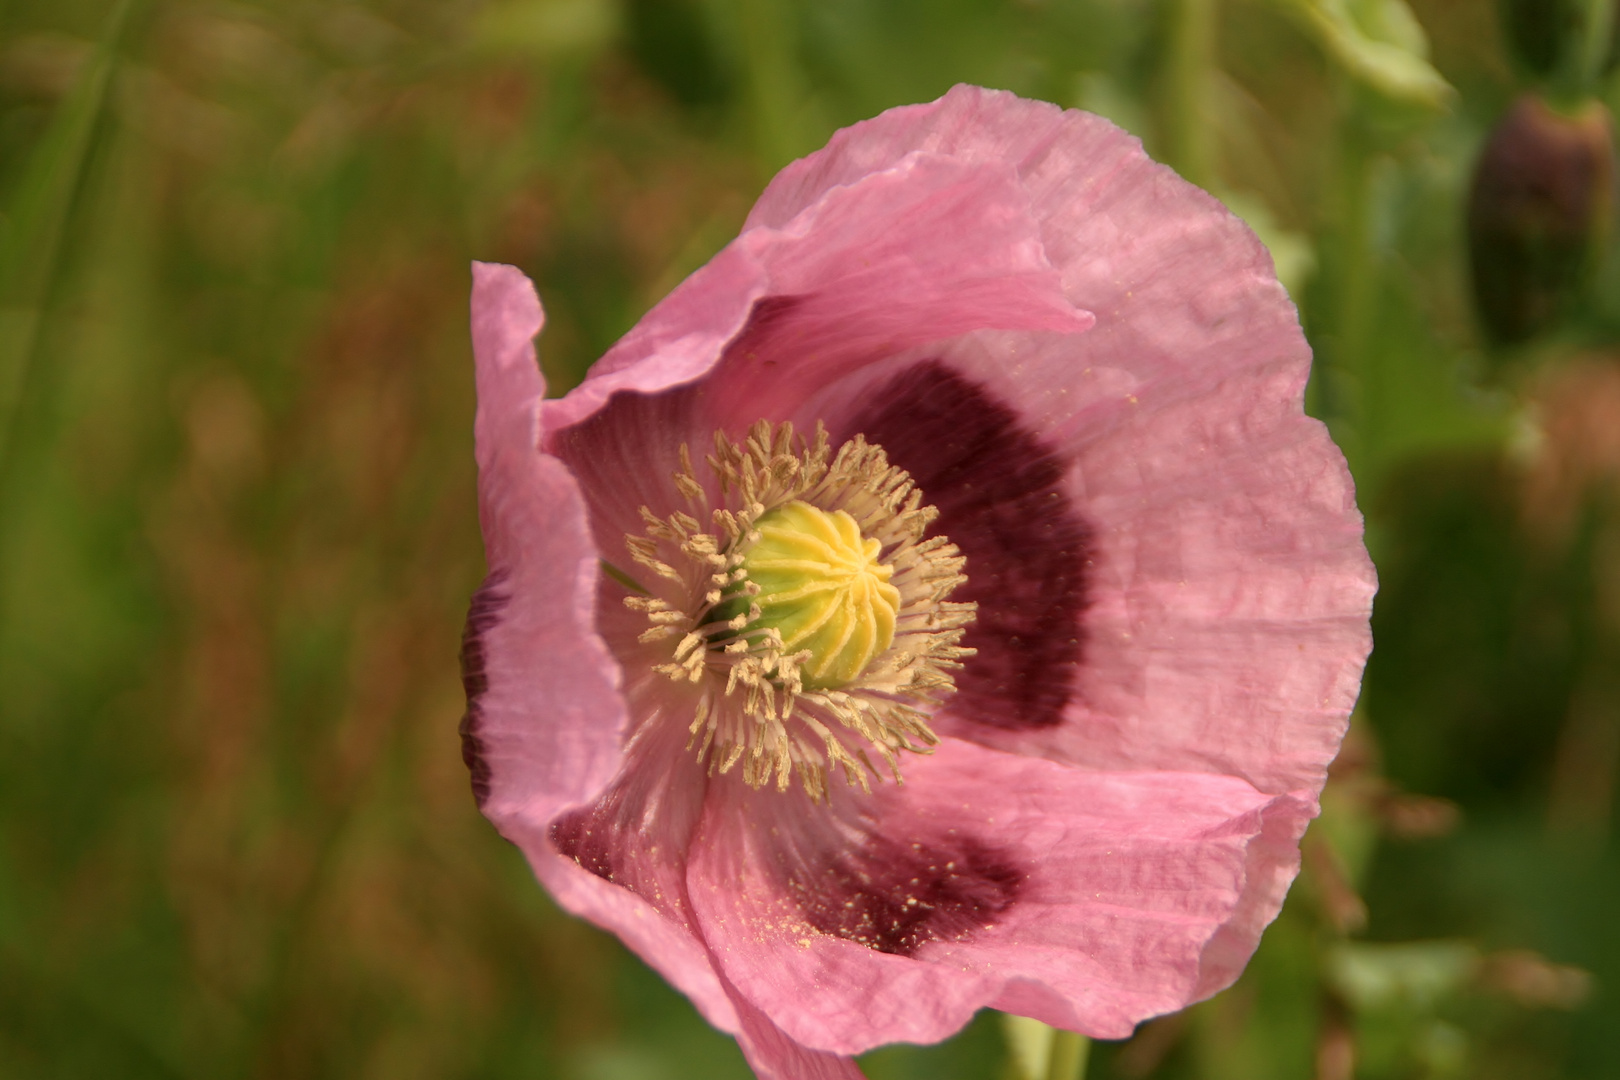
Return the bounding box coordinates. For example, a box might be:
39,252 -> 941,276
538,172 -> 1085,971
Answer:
784,831 -> 1024,956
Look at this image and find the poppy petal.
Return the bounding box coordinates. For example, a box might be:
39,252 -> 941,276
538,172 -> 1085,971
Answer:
467,262 -> 740,1034
684,739 -> 1303,1054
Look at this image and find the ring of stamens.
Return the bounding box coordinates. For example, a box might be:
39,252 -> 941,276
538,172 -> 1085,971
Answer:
624,420 -> 977,801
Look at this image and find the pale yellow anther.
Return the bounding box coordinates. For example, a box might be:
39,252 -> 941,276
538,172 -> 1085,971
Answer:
742,500 -> 901,689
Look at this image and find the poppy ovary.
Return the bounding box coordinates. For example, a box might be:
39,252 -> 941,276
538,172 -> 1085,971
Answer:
737,500 -> 901,689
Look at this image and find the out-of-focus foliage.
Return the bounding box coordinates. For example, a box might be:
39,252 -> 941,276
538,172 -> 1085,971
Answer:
1,1 -> 1617,1079
1268,0 -> 1452,109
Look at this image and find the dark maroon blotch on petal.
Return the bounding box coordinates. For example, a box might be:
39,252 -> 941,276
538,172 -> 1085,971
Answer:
787,832 -> 1023,956
459,572 -> 509,808
549,805 -> 618,881
849,361 -> 1091,730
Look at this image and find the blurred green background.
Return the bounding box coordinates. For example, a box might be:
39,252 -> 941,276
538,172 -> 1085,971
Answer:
3,0 -> 1618,1077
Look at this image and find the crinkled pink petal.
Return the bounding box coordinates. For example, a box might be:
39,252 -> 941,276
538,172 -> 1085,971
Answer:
543,149 -> 1092,560
746,87 -> 1194,320
719,969 -> 868,1080
819,338 -> 1374,797
1040,355 -> 1372,795
696,151 -> 1093,425
465,263 -> 737,1034
466,262 -> 623,821
685,739 -> 1308,1054
540,241 -> 770,434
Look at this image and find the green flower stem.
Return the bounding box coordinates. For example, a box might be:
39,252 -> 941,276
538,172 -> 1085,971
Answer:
1329,116 -> 1375,465
735,0 -> 807,171
1579,0 -> 1617,88
1045,1031 -> 1091,1080
1550,0 -> 1617,99
1166,0 -> 1216,187
1001,1015 -> 1091,1080
0,0 -> 133,473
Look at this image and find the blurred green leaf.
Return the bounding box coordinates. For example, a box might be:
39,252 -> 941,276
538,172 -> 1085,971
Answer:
1326,941 -> 1481,1012
470,0 -> 622,58
0,0 -> 131,464
1270,0 -> 1453,109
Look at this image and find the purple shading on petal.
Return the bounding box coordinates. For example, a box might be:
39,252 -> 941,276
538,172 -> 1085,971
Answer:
850,361 -> 1092,730
459,571 -> 510,809
549,804 -> 618,883
786,831 -> 1023,957
543,707 -> 713,908
720,294 -> 807,366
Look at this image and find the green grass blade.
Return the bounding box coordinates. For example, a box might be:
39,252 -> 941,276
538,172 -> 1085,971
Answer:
0,0 -> 134,463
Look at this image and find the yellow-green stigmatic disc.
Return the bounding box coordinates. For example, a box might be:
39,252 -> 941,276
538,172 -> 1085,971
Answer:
742,500 -> 901,689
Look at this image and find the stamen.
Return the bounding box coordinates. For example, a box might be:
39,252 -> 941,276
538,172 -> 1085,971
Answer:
624,421 -> 976,801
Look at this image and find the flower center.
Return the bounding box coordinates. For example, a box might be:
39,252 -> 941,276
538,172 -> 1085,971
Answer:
741,501 -> 900,689
622,421 -> 976,800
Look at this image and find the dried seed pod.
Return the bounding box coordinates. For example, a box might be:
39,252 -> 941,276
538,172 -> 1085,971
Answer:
1468,94 -> 1614,345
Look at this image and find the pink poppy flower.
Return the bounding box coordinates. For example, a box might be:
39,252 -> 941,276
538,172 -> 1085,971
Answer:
462,85 -> 1375,1079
